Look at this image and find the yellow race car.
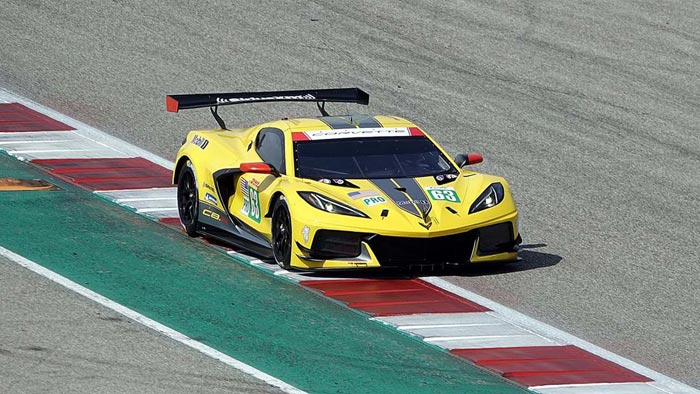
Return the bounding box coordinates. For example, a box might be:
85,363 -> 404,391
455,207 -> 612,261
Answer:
166,88 -> 520,270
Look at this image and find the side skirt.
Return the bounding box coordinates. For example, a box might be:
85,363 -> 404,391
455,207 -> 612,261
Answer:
197,204 -> 273,259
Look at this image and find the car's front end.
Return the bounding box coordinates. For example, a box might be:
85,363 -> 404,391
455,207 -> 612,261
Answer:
288,206 -> 520,270
283,128 -> 521,270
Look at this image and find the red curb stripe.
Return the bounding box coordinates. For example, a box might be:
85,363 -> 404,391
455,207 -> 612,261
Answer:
75,178 -> 174,191
475,357 -> 579,365
0,119 -> 35,124
33,157 -> 172,191
72,175 -> 170,184
452,345 -> 651,387
323,288 -> 424,297
0,103 -> 74,132
33,157 -> 165,169
50,166 -> 144,174
348,299 -> 444,308
301,279 -> 489,316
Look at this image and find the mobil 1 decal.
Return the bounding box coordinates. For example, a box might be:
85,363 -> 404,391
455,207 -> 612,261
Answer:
348,190 -> 386,206
190,134 -> 209,149
425,186 -> 461,203
239,178 -> 261,223
370,178 -> 431,218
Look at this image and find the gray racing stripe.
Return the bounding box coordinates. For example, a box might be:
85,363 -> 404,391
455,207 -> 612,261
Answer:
319,116 -> 357,129
394,177 -> 432,218
371,178 -> 421,217
351,115 -> 383,128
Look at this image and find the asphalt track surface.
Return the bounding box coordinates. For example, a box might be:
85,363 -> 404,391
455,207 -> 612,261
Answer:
0,255 -> 284,394
1,0 -> 698,390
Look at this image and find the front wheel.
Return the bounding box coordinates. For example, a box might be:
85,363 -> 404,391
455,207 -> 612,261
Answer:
271,196 -> 292,269
177,163 -> 199,237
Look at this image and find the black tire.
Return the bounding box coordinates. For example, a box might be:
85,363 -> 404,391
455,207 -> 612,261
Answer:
271,196 -> 292,269
177,163 -> 199,237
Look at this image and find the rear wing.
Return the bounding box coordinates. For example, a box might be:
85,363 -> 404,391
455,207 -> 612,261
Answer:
166,88 -> 368,112
165,88 -> 369,130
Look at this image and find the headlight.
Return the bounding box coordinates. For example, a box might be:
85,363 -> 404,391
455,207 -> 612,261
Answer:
469,183 -> 504,214
297,192 -> 369,218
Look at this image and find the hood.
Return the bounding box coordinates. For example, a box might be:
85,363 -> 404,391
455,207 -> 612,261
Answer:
298,172 -> 503,234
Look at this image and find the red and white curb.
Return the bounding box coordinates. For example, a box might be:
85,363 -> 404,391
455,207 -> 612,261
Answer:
0,89 -> 696,394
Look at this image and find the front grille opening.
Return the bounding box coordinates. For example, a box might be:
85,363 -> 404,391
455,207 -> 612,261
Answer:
309,230 -> 365,259
367,232 -> 475,266
476,223 -> 515,255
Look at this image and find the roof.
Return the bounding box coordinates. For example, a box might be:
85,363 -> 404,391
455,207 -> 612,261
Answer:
266,115 -> 417,133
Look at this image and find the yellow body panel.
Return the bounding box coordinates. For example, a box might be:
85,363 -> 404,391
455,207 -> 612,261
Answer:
173,115 -> 520,270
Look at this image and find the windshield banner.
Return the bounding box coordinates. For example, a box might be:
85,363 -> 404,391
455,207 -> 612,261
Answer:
294,127 -> 411,141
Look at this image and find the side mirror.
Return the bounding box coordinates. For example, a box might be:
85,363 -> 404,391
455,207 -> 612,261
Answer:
454,153 -> 483,168
240,162 -> 278,175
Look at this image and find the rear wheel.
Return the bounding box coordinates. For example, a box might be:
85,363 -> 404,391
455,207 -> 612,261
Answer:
177,163 -> 199,237
271,196 -> 292,269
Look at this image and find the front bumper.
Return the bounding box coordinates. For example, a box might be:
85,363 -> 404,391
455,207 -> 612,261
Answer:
290,212 -> 521,270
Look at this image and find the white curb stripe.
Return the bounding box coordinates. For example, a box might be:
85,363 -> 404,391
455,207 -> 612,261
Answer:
9,148 -> 100,154
0,131 -> 82,139
96,188 -> 179,220
0,245 -> 306,394
96,188 -> 178,199
126,200 -> 177,210
377,312 -> 559,349
0,139 -> 74,144
532,382 -> 673,394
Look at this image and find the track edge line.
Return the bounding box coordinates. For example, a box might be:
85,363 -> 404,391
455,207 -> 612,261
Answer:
0,245 -> 307,394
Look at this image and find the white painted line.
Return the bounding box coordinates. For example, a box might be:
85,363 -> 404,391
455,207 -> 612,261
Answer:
0,245 -> 306,394
422,277 -> 700,394
532,382 -> 672,394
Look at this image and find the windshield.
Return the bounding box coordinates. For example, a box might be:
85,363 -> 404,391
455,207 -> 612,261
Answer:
294,136 -> 457,179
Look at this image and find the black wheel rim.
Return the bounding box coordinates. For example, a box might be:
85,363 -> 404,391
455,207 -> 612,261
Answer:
273,208 -> 291,264
178,171 -> 197,224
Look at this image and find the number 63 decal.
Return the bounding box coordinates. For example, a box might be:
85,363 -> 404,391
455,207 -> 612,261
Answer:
426,187 -> 461,203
